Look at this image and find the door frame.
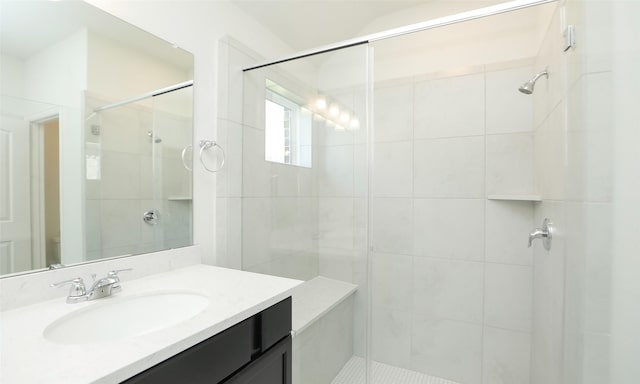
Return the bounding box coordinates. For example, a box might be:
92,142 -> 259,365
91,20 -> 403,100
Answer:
26,107 -> 61,270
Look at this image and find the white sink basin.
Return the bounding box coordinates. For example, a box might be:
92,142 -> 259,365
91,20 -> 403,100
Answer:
43,292 -> 209,344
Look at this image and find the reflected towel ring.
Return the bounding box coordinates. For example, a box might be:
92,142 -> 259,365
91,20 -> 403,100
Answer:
199,140 -> 225,173
181,145 -> 193,172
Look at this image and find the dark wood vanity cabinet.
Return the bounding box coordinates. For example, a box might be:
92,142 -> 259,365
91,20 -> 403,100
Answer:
122,297 -> 292,384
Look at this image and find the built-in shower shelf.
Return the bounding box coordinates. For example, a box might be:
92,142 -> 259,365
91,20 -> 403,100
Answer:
167,196 -> 193,201
487,194 -> 542,202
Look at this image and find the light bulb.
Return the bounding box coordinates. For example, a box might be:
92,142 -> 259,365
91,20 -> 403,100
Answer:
340,112 -> 350,123
350,118 -> 360,129
329,104 -> 340,117
315,98 -> 327,110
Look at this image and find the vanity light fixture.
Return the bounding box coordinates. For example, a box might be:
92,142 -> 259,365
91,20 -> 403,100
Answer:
315,98 -> 327,110
329,104 -> 340,117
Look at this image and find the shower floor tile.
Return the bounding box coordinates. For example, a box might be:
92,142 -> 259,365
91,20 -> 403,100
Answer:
331,356 -> 460,384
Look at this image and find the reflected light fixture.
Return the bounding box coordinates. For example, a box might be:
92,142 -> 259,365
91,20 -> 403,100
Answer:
315,98 -> 327,110
329,104 -> 340,117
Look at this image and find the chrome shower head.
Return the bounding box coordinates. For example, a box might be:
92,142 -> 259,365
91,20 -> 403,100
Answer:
519,69 -> 548,95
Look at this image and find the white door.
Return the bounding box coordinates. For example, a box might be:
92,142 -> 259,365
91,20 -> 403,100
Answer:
0,115 -> 32,274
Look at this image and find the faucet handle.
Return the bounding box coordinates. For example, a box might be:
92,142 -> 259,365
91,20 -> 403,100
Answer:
107,269 -> 132,293
51,277 -> 86,297
528,218 -> 553,251
107,268 -> 132,280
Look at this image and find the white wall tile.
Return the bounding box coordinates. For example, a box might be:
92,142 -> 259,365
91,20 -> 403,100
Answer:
414,136 -> 485,198
414,198 -> 484,261
583,332 -> 610,384
318,145 -> 354,197
216,197 -> 242,269
242,126 -> 271,197
215,118 -> 243,198
315,118 -> 355,147
485,200 -> 534,265
318,197 -> 355,250
414,73 -> 485,139
482,327 -> 531,384
486,66 -> 534,134
85,200 -> 102,252
531,201 -> 565,384
100,151 -> 141,199
100,106 -> 143,154
486,133 -> 535,196
373,141 -> 413,197
484,263 -> 533,332
583,203 -> 612,333
411,315 -> 483,384
99,199 -> 141,249
372,308 -> 412,369
241,197 -> 271,269
413,258 -> 484,323
242,70 -> 265,130
371,252 -> 412,311
271,197 -> 316,253
372,198 -> 413,255
374,83 -> 413,142
318,248 -> 354,283
534,103 -> 566,201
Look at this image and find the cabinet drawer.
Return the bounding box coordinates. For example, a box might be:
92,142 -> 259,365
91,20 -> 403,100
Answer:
123,319 -> 253,384
256,296 -> 292,354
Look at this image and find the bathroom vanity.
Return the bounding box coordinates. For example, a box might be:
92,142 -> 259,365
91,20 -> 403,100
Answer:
124,297 -> 292,384
0,264 -> 301,384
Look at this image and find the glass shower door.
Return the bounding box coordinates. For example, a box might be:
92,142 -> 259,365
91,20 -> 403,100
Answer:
150,86 -> 193,251
240,44 -> 371,384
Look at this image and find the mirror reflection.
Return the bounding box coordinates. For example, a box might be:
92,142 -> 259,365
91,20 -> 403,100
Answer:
0,1 -> 194,276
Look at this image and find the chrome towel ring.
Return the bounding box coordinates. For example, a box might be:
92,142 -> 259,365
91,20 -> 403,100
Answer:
180,140 -> 226,173
199,140 -> 225,172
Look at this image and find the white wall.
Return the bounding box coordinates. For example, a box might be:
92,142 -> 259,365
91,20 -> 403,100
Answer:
85,0 -> 297,264
22,29 -> 88,265
0,55 -> 25,97
610,0 -> 640,379
87,30 -> 190,103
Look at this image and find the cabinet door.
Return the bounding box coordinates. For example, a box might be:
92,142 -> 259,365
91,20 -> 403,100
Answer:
225,335 -> 292,384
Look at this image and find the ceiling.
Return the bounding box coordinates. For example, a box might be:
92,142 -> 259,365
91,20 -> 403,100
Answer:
228,0 -> 510,52
0,1 -> 192,69
229,0 -> 428,51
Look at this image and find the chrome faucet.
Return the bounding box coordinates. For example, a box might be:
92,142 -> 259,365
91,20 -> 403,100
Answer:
528,218 -> 553,251
51,269 -> 132,304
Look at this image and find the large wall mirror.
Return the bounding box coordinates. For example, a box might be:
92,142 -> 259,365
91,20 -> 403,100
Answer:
0,1 -> 194,277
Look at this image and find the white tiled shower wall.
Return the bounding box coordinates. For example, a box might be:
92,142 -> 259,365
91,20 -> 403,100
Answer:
85,97 -> 193,260
369,63 -> 536,384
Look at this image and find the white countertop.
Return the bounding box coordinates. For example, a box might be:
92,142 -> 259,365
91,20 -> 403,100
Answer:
0,264 -> 302,384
